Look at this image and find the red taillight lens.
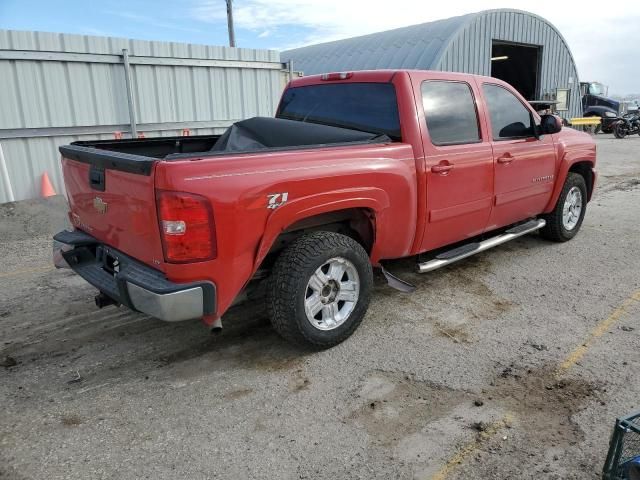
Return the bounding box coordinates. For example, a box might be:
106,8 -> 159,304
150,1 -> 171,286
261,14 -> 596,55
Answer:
156,190 -> 217,263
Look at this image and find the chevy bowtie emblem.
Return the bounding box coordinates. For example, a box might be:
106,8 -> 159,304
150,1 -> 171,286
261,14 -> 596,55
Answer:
93,196 -> 108,214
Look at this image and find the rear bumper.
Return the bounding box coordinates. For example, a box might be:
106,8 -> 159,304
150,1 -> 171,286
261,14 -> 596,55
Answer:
53,230 -> 216,322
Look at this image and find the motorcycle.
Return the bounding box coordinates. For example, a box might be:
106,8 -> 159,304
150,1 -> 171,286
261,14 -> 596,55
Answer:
613,110 -> 640,138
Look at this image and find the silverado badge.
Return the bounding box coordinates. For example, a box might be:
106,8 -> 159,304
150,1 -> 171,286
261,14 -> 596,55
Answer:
93,196 -> 108,214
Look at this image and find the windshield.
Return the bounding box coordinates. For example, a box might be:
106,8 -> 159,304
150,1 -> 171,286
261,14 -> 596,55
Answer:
589,82 -> 606,96
277,83 -> 401,140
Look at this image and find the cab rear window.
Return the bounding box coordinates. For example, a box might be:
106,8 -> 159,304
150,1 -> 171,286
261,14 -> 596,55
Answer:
277,83 -> 401,140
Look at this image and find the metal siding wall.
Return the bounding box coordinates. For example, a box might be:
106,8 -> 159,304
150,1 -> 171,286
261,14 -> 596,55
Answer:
0,30 -> 285,203
436,12 -> 582,120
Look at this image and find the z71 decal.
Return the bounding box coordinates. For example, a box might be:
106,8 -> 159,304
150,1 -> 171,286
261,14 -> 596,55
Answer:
267,192 -> 289,209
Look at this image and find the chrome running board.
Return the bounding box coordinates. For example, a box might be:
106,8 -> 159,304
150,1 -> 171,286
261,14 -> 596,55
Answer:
417,219 -> 546,274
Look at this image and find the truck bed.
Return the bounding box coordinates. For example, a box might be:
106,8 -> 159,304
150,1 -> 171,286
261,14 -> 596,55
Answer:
64,117 -> 390,171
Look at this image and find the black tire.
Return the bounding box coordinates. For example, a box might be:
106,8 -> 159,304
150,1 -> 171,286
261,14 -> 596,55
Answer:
540,172 -> 587,242
614,123 -> 627,139
266,231 -> 373,349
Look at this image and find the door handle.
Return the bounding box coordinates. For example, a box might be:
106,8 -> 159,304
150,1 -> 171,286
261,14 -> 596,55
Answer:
497,153 -> 514,164
431,162 -> 453,174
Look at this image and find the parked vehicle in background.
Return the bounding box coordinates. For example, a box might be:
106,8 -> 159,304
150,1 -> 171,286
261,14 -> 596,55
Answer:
53,70 -> 597,348
625,100 -> 640,112
613,110 -> 640,139
581,81 -> 623,133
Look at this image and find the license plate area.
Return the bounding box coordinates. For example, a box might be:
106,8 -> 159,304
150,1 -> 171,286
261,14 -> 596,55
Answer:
96,246 -> 121,276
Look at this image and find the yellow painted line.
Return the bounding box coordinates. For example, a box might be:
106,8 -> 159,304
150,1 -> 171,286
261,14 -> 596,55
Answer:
431,289 -> 640,480
555,289 -> 640,377
0,265 -> 54,279
430,413 -> 514,480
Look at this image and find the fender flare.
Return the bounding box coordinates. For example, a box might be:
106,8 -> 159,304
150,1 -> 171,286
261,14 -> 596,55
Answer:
253,187 -> 390,269
544,157 -> 595,213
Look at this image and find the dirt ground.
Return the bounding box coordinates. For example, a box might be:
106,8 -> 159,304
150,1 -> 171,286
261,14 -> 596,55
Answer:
1,135 -> 639,480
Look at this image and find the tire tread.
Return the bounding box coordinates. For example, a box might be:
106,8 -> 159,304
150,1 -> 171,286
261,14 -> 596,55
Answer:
266,231 -> 372,348
540,172 -> 587,242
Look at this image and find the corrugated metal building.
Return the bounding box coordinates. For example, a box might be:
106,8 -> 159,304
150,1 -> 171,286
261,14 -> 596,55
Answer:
0,30 -> 289,203
283,9 -> 581,118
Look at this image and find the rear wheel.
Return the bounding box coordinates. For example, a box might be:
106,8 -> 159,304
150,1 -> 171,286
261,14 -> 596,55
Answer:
540,173 -> 587,242
266,231 -> 373,348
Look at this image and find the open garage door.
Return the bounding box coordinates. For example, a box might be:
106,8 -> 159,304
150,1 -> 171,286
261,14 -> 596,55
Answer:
491,41 -> 541,100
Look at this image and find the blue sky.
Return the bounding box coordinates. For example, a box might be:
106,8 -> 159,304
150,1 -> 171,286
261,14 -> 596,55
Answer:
1,0 -> 639,93
0,0 -> 321,51
0,0 -> 258,47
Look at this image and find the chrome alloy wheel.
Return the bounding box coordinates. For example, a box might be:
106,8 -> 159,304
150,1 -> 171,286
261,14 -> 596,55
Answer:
562,186 -> 583,230
304,257 -> 360,331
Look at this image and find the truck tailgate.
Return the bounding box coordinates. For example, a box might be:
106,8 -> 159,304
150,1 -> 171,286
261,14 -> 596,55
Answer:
60,145 -> 165,269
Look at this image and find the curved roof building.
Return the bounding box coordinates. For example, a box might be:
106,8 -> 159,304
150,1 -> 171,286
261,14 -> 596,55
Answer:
283,9 -> 581,119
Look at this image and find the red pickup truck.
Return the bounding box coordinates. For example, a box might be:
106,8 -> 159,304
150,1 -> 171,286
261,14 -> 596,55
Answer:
54,70 -> 596,348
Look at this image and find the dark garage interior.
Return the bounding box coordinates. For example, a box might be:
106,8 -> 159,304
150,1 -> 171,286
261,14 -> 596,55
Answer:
491,41 -> 541,100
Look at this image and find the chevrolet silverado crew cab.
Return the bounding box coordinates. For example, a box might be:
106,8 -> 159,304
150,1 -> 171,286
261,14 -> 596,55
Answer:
54,70 -> 596,348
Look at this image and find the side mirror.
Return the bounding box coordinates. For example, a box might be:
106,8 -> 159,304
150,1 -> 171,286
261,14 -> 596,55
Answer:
540,114 -> 562,135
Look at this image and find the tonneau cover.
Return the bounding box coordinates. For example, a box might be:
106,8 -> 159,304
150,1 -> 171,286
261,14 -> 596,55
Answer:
211,116 -> 387,153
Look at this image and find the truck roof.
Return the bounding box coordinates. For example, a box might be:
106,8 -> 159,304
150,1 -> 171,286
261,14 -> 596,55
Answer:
289,69 -> 506,88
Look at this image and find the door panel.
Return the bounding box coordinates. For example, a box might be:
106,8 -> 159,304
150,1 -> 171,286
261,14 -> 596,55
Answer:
413,76 -> 494,252
430,195 -> 492,222
422,145 -> 494,251
488,137 -> 556,228
481,83 -> 557,230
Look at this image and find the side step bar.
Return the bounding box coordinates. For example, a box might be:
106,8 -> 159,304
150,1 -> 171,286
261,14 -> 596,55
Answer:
417,219 -> 546,274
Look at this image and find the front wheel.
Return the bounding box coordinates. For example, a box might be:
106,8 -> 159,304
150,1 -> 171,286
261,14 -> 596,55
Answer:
540,173 -> 587,242
267,231 -> 373,348
614,122 -> 627,139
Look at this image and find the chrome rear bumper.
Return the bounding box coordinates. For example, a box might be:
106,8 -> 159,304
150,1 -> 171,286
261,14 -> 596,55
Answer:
126,282 -> 205,322
53,230 -> 216,322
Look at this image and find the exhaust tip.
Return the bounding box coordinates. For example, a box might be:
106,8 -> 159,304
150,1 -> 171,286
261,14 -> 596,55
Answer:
209,317 -> 223,335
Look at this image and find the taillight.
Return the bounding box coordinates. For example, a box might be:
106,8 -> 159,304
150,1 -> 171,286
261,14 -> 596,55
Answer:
156,190 -> 217,263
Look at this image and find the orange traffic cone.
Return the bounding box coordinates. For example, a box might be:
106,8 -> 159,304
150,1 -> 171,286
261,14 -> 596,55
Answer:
41,172 -> 57,197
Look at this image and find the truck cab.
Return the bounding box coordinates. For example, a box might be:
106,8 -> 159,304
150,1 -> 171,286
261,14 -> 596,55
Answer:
581,81 -> 623,132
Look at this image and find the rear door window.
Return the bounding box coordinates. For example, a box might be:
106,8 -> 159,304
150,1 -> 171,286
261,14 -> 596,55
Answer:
421,81 -> 481,145
482,84 -> 535,139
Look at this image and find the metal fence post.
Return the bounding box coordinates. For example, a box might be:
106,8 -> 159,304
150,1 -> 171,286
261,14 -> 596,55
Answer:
121,49 -> 138,138
0,142 -> 15,202
226,0 -> 236,47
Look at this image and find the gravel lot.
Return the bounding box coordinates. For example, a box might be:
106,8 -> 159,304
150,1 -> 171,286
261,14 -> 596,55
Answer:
1,135 -> 639,480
